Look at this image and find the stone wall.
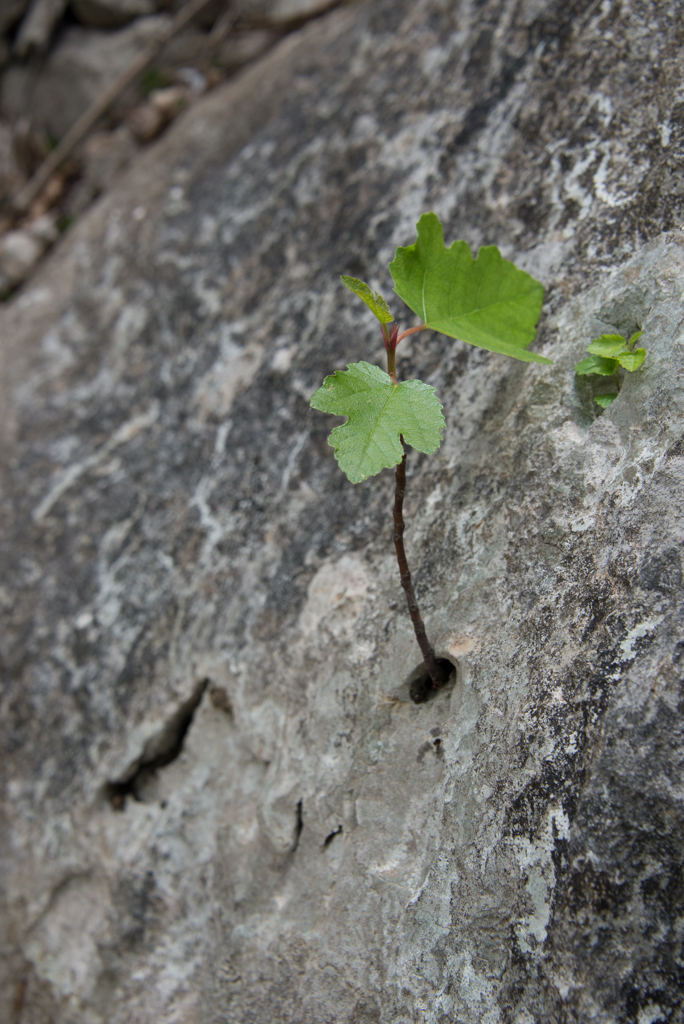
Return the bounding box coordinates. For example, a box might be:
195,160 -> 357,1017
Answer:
1,1 -> 684,1021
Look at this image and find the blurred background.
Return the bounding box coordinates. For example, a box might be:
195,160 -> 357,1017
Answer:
0,0 -> 340,295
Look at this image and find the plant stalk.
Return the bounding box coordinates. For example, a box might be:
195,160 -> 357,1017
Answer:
393,441 -> 450,691
386,322 -> 448,692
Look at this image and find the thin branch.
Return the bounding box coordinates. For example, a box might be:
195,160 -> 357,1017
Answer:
393,441 -> 450,692
396,323 -> 427,345
387,345 -> 396,379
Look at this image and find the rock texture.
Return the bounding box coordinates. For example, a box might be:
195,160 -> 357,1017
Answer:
1,1 -> 684,1022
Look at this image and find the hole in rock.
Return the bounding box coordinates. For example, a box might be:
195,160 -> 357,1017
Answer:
323,825 -> 342,848
105,679 -> 209,809
407,658 -> 456,705
208,683 -> 232,715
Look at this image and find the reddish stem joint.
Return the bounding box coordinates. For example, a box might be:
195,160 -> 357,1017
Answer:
382,323 -> 399,352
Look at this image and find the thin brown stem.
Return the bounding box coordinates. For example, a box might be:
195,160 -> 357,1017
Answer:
393,442 -> 450,691
396,323 -> 427,345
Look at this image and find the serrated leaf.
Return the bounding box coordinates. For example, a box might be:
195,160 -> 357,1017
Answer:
341,276 -> 394,325
309,360 -> 445,483
595,393 -> 618,408
616,348 -> 646,371
587,334 -> 629,357
389,212 -> 549,364
628,329 -> 643,347
575,354 -> 619,376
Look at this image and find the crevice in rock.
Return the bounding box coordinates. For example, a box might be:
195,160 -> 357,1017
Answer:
104,678 -> 209,810
292,799 -> 304,852
408,658 -> 456,704
323,825 -> 342,848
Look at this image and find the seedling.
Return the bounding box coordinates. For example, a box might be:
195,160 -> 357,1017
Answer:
310,213 -> 548,701
575,331 -> 646,408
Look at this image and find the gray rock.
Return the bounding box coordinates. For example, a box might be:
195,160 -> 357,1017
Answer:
65,124 -> 139,213
268,0 -> 342,21
239,0 -> 347,21
155,22 -> 210,69
0,226 -> 42,289
0,212 -> 56,290
214,27 -> 276,72
80,124 -> 138,192
13,0 -> 67,56
125,85 -> 189,142
71,0 -> 157,30
1,1 -> 684,1022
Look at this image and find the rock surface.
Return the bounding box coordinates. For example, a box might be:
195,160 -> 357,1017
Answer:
0,211 -> 56,290
1,1 -> 684,1022
13,0 -> 68,56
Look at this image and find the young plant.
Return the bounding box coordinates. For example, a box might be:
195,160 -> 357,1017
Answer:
575,330 -> 646,408
310,213 -> 548,701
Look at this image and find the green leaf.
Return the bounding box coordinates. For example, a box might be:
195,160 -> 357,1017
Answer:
628,329 -> 643,348
388,212 -> 549,363
594,393 -> 618,409
575,354 -> 619,376
341,276 -> 394,325
616,347 -> 646,371
587,334 -> 629,357
310,360 -> 445,483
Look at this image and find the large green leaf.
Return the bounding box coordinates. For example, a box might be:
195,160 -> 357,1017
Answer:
341,276 -> 394,325
310,361 -> 445,483
389,212 -> 549,363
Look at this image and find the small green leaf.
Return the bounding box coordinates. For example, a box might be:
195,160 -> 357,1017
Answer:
310,360 -> 445,483
616,348 -> 646,371
575,354 -> 619,376
587,334 -> 629,358
594,393 -> 618,409
389,212 -> 549,363
628,329 -> 643,348
341,276 -> 394,325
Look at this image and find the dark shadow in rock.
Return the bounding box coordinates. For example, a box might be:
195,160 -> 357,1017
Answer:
291,798 -> 304,852
104,678 -> 208,809
323,825 -> 342,848
408,658 -> 456,705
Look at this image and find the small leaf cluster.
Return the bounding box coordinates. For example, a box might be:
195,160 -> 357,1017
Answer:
575,331 -> 646,409
311,213 -> 547,483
